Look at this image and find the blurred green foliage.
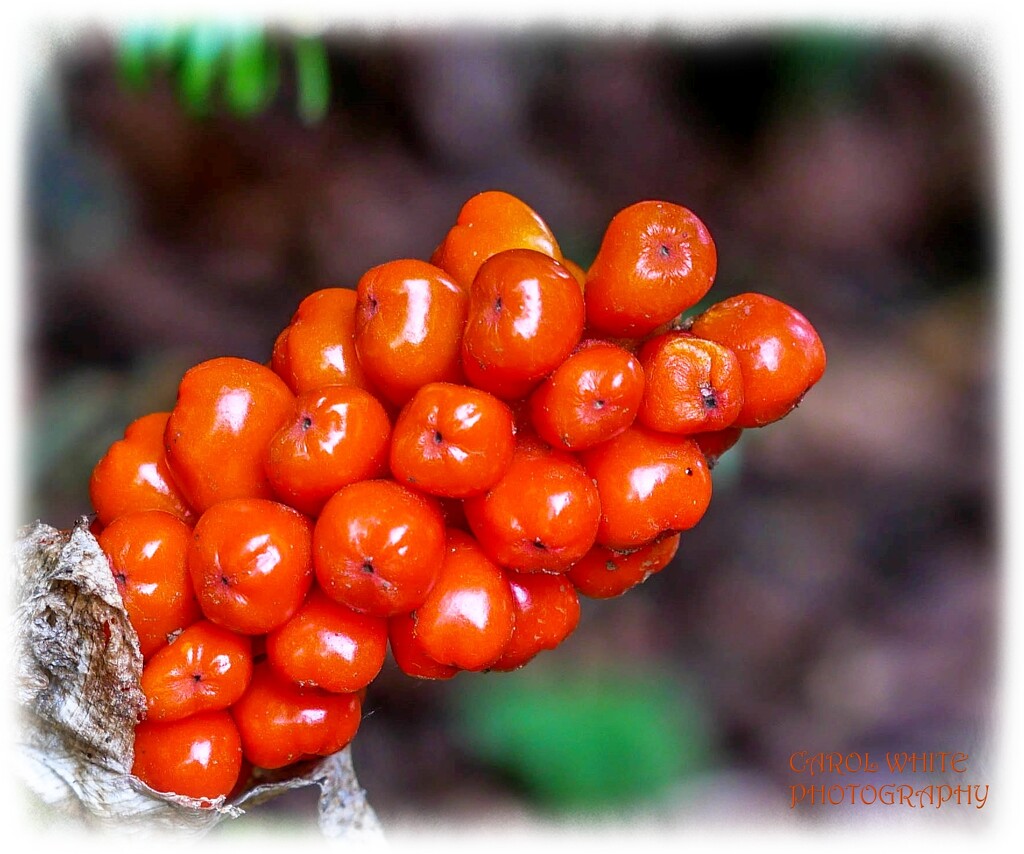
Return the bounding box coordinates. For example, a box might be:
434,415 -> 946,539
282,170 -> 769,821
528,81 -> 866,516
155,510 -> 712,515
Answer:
453,667 -> 711,811
777,30 -> 878,107
115,24 -> 329,123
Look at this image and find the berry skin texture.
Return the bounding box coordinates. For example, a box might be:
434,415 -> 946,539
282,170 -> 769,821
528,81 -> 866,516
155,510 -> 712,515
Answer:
389,382 -> 515,498
636,331 -> 744,434
388,612 -> 459,680
580,425 -> 712,551
132,711 -> 243,802
98,510 -> 201,659
140,619 -> 253,722
688,292 -> 826,428
90,412 -> 195,528
461,249 -> 585,400
528,340 -> 645,450
231,663 -> 362,769
265,385 -> 392,516
693,426 -> 744,469
266,586 -> 388,694
464,442 -> 601,573
354,259 -> 468,406
410,529 -> 516,671
270,326 -> 290,376
313,479 -> 447,617
431,190 -> 563,290
188,499 -> 314,635
273,288 -> 374,394
491,570 -> 580,671
584,201 -> 717,338
164,357 -> 295,514
568,533 -> 681,599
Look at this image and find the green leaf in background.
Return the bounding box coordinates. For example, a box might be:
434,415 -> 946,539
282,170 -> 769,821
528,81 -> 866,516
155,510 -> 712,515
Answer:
115,25 -> 191,93
115,24 -> 330,124
178,24 -> 232,116
778,29 -> 876,105
453,668 -> 711,811
295,35 -> 330,125
223,28 -> 277,117
114,26 -> 153,92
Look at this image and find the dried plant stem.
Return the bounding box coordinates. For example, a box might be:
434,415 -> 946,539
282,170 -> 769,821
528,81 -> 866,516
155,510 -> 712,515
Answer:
13,518 -> 383,841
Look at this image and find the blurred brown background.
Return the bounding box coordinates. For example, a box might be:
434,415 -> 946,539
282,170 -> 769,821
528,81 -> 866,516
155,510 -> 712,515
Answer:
22,25 -> 996,834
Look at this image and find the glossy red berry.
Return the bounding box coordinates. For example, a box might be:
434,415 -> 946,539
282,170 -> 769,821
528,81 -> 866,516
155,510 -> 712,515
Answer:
636,331 -> 744,434
164,357 -> 294,514
689,292 -> 826,427
463,441 -> 601,573
461,249 -> 584,400
265,385 -> 392,516
568,534 -> 680,599
140,619 -> 253,722
90,412 -> 195,528
431,190 -> 563,290
388,612 -> 459,681
272,288 -> 374,394
389,382 -> 515,498
528,340 -> 645,450
491,570 -> 580,671
266,586 -> 388,694
313,479 -> 446,617
580,425 -> 712,551
132,711 -> 243,802
354,259 -> 468,406
231,662 -> 362,769
98,510 -> 201,659
693,426 -> 744,469
270,326 -> 290,376
188,498 -> 314,635
409,529 -> 516,671
585,200 -> 717,338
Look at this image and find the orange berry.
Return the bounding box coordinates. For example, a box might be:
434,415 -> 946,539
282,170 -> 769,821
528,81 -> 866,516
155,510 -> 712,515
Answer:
388,612 -> 459,681
266,586 -> 388,694
389,382 -> 515,498
273,288 -> 374,394
231,663 -> 362,769
528,340 -> 645,450
491,570 -> 580,671
140,619 -> 253,722
636,331 -> 744,434
463,441 -> 600,573
580,425 -> 712,550
90,412 -> 195,528
561,257 -> 588,290
585,201 -> 717,338
689,292 -> 826,427
313,480 -> 446,617
98,510 -> 201,659
432,190 -> 562,289
354,259 -> 468,406
265,385 -> 392,516
410,530 -> 516,672
568,534 -> 680,599
461,249 -> 584,400
188,498 -> 314,635
132,711 -> 243,802
693,426 -> 744,469
164,357 -> 294,514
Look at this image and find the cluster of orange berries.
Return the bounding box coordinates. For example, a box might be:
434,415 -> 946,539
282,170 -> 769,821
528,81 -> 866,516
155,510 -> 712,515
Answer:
89,191 -> 826,804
